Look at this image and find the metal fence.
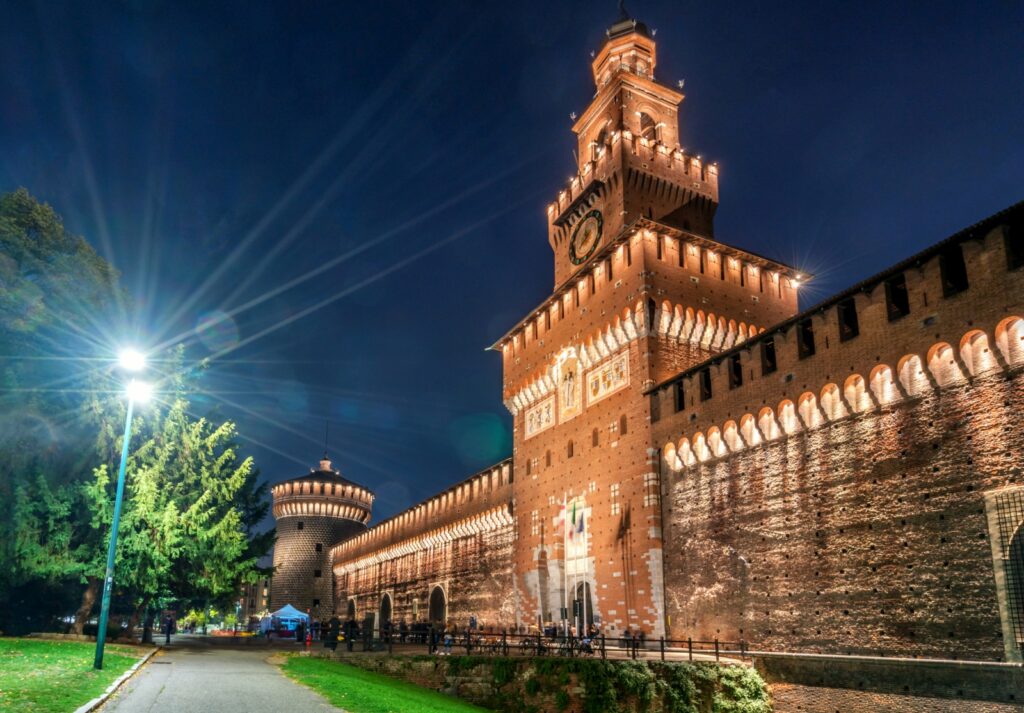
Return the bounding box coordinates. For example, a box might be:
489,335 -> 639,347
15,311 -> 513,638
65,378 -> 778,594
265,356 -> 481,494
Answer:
320,630 -> 750,663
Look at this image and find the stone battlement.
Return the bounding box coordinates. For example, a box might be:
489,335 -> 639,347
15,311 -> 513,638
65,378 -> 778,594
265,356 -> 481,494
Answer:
330,459 -> 513,565
546,131 -> 718,229
271,475 -> 373,523
650,201 -> 1024,470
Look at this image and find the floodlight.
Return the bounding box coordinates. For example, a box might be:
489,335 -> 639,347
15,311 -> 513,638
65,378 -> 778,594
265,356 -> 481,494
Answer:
118,348 -> 147,372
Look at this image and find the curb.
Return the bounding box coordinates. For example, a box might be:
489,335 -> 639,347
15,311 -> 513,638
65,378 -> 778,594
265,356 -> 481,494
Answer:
73,646 -> 160,713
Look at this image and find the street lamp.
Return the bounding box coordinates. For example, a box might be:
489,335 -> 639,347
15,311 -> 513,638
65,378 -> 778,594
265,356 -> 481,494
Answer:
94,349 -> 151,669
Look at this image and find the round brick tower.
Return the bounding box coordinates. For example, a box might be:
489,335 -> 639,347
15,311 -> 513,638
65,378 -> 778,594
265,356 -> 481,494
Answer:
269,455 -> 373,621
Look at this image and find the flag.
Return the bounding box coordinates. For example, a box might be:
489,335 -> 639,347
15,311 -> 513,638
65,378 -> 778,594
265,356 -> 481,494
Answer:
568,499 -> 577,540
576,510 -> 585,535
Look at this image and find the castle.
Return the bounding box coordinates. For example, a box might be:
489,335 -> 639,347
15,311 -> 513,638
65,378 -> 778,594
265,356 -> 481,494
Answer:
266,13 -> 1024,664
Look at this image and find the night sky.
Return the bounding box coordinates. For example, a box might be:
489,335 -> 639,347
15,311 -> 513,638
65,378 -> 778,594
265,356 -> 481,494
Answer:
2,1 -> 1022,524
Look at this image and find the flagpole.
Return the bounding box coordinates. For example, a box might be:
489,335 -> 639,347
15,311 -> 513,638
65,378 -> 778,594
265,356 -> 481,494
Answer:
583,504 -> 589,637
565,489 -> 573,639
572,497 -> 580,637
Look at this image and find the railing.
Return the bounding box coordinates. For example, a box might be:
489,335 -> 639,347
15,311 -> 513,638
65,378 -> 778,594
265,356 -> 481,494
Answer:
318,629 -> 751,663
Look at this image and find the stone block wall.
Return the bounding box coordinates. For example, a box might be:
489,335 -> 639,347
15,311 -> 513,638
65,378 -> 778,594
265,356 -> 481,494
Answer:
271,516 -> 366,619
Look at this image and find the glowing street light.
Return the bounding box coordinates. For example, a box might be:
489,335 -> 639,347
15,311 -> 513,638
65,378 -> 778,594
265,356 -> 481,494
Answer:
118,348 -> 146,372
94,352 -> 151,670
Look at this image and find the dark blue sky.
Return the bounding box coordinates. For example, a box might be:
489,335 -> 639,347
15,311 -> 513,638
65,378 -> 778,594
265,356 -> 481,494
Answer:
2,1 -> 1022,521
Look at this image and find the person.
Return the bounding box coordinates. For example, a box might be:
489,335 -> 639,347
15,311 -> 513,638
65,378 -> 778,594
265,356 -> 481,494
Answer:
344,617 -> 356,652
163,616 -> 173,645
324,616 -> 340,651
443,624 -> 454,656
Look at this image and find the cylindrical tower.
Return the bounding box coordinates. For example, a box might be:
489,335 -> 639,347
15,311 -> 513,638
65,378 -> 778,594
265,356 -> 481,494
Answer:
269,455 -> 373,621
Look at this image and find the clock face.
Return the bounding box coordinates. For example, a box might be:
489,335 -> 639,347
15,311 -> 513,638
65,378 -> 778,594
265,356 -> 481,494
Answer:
569,209 -> 603,265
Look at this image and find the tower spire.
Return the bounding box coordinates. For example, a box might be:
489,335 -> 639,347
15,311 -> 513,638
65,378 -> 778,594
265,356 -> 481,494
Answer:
320,420 -> 332,471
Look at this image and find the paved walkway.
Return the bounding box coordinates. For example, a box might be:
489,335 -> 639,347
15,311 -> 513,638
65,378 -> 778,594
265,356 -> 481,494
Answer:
101,635 -> 342,713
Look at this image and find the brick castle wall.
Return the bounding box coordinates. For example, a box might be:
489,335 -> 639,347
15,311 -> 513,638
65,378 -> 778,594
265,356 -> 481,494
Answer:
332,461 -> 515,629
662,367 -> 1022,659
652,215 -> 1024,659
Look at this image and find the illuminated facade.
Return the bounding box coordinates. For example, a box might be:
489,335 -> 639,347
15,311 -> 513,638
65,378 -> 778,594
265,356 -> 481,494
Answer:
269,12 -> 1024,662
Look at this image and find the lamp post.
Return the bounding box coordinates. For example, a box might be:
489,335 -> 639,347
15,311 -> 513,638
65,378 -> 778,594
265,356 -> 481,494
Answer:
93,350 -> 151,670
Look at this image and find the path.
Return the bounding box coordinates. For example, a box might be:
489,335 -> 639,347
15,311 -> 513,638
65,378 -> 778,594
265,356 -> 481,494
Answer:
101,635 -> 342,713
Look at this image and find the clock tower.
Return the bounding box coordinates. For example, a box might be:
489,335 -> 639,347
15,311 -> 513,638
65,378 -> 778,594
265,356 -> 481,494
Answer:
549,16 -> 719,288
493,12 -> 803,638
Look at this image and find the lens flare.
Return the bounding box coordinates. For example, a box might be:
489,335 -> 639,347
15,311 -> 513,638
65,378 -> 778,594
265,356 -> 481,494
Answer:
196,310 -> 240,353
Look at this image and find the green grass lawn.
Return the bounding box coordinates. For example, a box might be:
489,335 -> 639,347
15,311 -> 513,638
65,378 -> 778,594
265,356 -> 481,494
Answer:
0,637 -> 144,713
282,656 -> 490,713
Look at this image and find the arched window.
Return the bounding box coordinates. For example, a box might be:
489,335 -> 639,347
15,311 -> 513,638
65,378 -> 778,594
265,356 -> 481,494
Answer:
591,127 -> 609,161
567,440 -> 574,458
592,428 -> 600,447
639,112 -> 657,141
619,415 -> 628,435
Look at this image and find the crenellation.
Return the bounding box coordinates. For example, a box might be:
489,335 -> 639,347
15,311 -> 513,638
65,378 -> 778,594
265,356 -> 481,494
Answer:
332,459 -> 513,564
650,209 -> 1023,457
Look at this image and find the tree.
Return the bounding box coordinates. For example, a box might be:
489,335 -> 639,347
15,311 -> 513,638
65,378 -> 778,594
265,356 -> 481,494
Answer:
2,189 -> 274,635
0,188 -> 122,628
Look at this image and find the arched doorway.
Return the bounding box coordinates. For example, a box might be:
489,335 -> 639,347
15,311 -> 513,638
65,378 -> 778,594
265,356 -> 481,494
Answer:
575,582 -> 595,634
428,586 -> 446,624
346,599 -> 356,621
379,593 -> 392,634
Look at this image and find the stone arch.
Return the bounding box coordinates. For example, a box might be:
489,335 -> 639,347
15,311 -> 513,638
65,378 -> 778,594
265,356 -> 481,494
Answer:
664,442 -> 681,471
740,413 -> 761,446
995,316 -> 1024,366
844,374 -> 871,413
927,341 -> 964,387
758,407 -> 781,440
693,432 -> 711,462
778,399 -> 801,435
820,383 -> 846,421
428,585 -> 447,624
714,316 -> 729,349
897,354 -> 930,396
723,419 -> 743,451
707,426 -> 727,457
677,437 -> 697,467
798,391 -> 823,429
869,364 -> 899,405
960,329 -> 997,377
